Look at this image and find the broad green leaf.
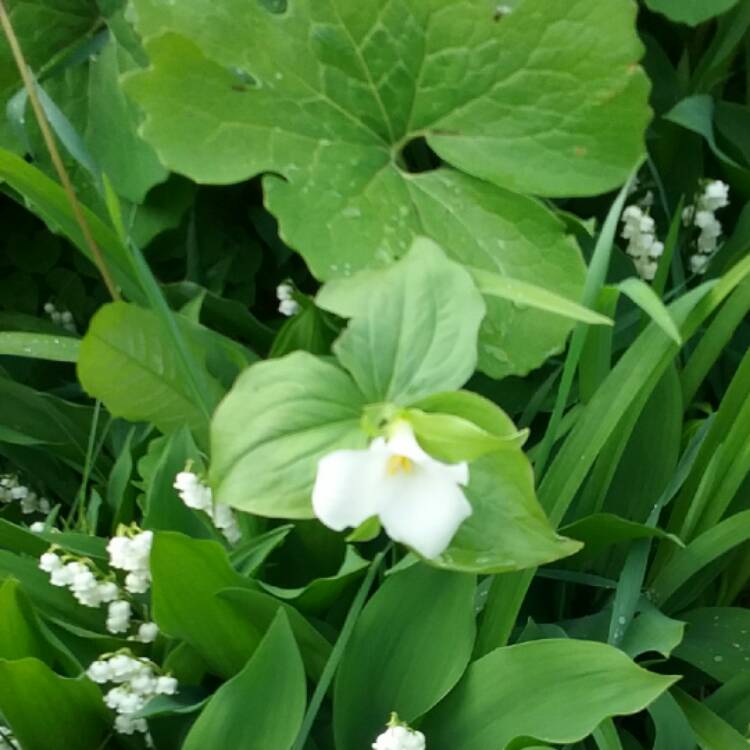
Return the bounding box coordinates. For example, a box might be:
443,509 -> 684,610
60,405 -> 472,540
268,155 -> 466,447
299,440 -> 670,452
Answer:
705,674 -> 750,732
334,563 -> 476,750
85,39 -> 168,202
673,689 -> 750,750
0,376 -> 99,472
406,409 -> 526,463
645,0 -> 739,27
649,693 -> 697,750
149,531 -> 259,678
620,602 -> 685,659
125,0 -> 650,376
0,551 -> 104,635
401,389 -> 574,572
127,0 -> 647,195
260,545 -> 369,615
210,351 -> 365,518
664,95 -> 743,169
618,278 -> 682,344
218,588 -> 331,681
433,452 -> 581,574
0,519 -> 48,557
182,611 -> 306,750
423,640 -> 677,750
333,239 -> 485,404
0,580 -> 52,662
0,580 -> 79,677
408,390 -> 528,463
77,301 -> 224,440
269,303 -> 338,358
150,532 -> 330,679
230,525 -> 294,578
673,608 -> 750,683
0,331 -> 79,362
312,172 -> 587,378
134,689 -> 209,720
0,658 -> 108,750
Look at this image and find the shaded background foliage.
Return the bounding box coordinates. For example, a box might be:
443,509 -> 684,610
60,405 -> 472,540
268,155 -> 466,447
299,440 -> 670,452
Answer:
0,0 -> 749,749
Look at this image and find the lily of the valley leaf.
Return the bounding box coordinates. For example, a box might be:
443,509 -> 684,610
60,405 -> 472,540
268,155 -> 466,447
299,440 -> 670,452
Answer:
312,421 -> 471,559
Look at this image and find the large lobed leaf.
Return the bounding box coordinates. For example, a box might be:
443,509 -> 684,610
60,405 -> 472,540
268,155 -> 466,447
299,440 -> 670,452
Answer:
125,0 -> 651,377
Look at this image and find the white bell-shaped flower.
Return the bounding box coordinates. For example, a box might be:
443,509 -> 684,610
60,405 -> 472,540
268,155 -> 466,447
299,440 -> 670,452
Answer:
312,421 -> 471,559
372,725 -> 426,750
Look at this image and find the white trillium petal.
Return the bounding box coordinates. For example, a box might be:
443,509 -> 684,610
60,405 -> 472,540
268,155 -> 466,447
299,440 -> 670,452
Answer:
312,422 -> 473,556
377,464 -> 472,559
386,424 -> 432,463
312,449 -> 383,531
388,422 -> 469,485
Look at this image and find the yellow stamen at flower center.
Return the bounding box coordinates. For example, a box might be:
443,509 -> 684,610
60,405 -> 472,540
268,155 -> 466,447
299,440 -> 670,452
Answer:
386,454 -> 413,475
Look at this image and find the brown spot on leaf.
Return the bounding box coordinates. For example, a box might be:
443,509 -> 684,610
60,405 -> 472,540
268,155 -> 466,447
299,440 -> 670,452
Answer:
574,146 -> 587,157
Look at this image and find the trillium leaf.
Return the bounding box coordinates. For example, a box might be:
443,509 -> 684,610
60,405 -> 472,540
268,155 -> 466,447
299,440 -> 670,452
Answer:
432,452 -> 582,573
408,389 -> 529,463
210,351 -> 366,518
403,390 -> 579,572
124,0 -> 650,376
422,639 -> 677,750
333,239 -> 485,404
334,563 -> 476,750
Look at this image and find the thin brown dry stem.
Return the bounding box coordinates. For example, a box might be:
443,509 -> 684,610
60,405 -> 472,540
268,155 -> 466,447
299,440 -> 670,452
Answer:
0,0 -> 121,301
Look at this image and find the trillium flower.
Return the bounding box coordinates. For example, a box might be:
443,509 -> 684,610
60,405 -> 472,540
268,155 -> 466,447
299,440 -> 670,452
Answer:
312,421 -> 471,559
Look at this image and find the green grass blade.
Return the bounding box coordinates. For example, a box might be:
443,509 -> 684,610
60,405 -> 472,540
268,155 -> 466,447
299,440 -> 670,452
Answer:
0,332 -> 79,362
681,277 -> 750,405
618,278 -> 682,344
650,509 -> 750,608
673,689 -> 750,750
534,176 -> 636,476
468,268 -> 613,326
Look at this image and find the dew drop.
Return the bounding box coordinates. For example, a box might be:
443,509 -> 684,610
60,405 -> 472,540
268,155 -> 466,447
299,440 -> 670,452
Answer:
617,616 -> 627,625
713,655 -> 724,663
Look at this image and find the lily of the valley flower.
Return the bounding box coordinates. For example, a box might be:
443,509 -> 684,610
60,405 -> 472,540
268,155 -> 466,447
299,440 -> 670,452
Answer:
312,421 -> 471,559
372,714 -> 426,750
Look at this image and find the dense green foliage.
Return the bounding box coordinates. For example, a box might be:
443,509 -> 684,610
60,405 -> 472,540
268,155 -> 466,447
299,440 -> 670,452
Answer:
0,0 -> 749,748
